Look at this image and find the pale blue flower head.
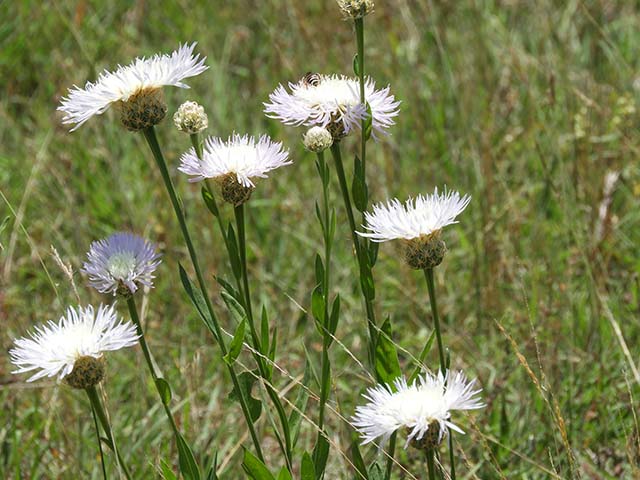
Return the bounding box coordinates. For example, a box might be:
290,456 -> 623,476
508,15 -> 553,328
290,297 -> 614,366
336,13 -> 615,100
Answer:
82,232 -> 161,296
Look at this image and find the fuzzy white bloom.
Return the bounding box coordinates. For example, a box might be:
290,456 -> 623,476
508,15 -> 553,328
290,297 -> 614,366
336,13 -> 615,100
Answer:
9,304 -> 138,383
82,232 -> 161,296
58,43 -> 208,130
303,126 -> 333,153
352,370 -> 484,448
178,133 -> 291,188
264,74 -> 400,139
337,0 -> 375,18
174,101 -> 208,134
358,188 -> 471,242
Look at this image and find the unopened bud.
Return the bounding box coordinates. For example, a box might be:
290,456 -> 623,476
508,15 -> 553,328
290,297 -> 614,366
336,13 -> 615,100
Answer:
303,126 -> 333,153
174,101 -> 208,134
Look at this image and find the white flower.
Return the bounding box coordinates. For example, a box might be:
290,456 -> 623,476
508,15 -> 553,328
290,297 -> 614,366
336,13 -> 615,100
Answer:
9,304 -> 138,383
174,100 -> 208,134
58,43 -> 208,131
264,74 -> 400,139
303,126 -> 333,153
178,133 -> 291,188
82,232 -> 162,296
337,0 -> 375,18
358,188 -> 471,242
352,370 -> 484,449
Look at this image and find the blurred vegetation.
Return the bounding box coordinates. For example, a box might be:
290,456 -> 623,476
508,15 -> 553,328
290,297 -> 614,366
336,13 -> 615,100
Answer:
1,0 -> 639,478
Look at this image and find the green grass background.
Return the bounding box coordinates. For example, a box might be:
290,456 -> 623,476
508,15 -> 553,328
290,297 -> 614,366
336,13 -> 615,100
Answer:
1,0 -> 639,478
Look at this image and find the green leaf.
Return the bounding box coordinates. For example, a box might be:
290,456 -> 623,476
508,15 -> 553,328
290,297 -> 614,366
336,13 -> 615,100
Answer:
276,467 -> 293,480
409,331 -> 435,383
289,361 -> 312,447
156,377 -> 172,404
315,201 -> 324,233
226,224 -> 242,282
261,306 -> 270,360
229,371 -> 262,423
160,460 -> 178,480
223,320 -> 245,364
0,216 -> 10,235
201,186 -> 219,217
328,295 -> 341,339
368,462 -> 384,480
312,437 -> 329,478
314,254 -> 325,290
242,449 -> 275,480
363,102 -> 373,141
301,452 -> 316,480
177,433 -> 201,480
221,290 -> 247,325
350,440 -> 369,480
179,264 -> 218,341
368,240 -> 379,267
375,318 -> 402,386
353,53 -> 360,76
319,357 -> 331,405
205,452 -> 219,480
268,326 -> 278,379
311,284 -> 325,324
359,266 -> 375,301
351,156 -> 368,213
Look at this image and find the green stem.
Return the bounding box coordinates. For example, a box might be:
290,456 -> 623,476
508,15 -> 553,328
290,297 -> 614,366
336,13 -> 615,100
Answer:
384,431 -> 397,480
85,386 -> 132,480
448,435 -> 457,480
90,403 -> 108,480
234,203 -> 293,471
142,126 -> 265,462
126,295 -> 181,437
425,448 -> 437,480
424,268 -> 446,375
355,16 -> 367,177
329,142 -> 377,369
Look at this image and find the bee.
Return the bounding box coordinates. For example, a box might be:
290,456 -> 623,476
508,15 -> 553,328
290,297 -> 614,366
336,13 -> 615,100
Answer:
301,71 -> 321,87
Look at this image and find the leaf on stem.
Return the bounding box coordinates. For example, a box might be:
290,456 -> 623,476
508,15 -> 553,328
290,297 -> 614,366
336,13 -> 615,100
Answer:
177,433 -> 201,480
179,264 -> 218,342
375,318 -> 402,386
229,371 -> 262,423
201,186 -> 219,217
156,378 -> 172,404
223,320 -> 246,365
242,449 -> 275,480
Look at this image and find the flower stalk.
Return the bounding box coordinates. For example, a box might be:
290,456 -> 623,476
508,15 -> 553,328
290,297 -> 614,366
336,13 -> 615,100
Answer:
85,386 -> 133,480
141,125 -> 265,462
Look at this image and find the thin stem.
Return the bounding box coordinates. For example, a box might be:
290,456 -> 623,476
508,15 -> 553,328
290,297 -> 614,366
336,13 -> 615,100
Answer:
86,386 -> 132,480
141,126 -> 264,462
384,432 -> 397,480
329,141 -> 377,369
90,402 -> 108,480
233,203 -> 293,470
126,295 -> 180,437
448,435 -> 457,480
355,16 -> 367,177
425,448 -> 437,480
424,268 -> 446,375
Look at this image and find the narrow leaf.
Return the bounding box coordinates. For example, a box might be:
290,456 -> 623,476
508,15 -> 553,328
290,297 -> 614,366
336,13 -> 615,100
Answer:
350,440 -> 369,480
311,284 -> 325,324
177,433 -> 201,480
229,371 -> 262,422
201,187 -> 219,217
226,224 -> 242,282
312,436 -> 329,478
314,254 -> 325,291
277,467 -> 293,480
223,320 -> 245,364
289,361 -> 312,447
409,331 -> 435,383
221,291 -> 247,325
156,378 -> 172,404
375,318 -> 402,385
242,449 -> 275,480
353,53 -> 360,76
179,264 -> 218,341
301,451 -> 316,480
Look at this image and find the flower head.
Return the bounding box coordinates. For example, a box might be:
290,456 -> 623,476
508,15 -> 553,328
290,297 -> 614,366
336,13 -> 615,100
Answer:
58,43 -> 208,131
352,370 -> 484,449
337,0 -> 375,18
264,74 -> 400,140
358,188 -> 471,243
303,126 -> 333,153
174,100 -> 208,134
9,304 -> 138,386
178,133 -> 291,205
82,232 -> 161,296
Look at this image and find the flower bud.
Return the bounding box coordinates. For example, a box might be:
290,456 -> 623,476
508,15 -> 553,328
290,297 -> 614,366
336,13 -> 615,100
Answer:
404,233 -> 447,270
174,101 -> 209,134
64,355 -> 105,389
303,126 -> 333,153
337,0 -> 374,19
118,87 -> 167,131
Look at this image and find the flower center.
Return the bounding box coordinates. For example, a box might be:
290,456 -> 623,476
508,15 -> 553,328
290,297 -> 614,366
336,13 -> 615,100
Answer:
107,252 -> 137,280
